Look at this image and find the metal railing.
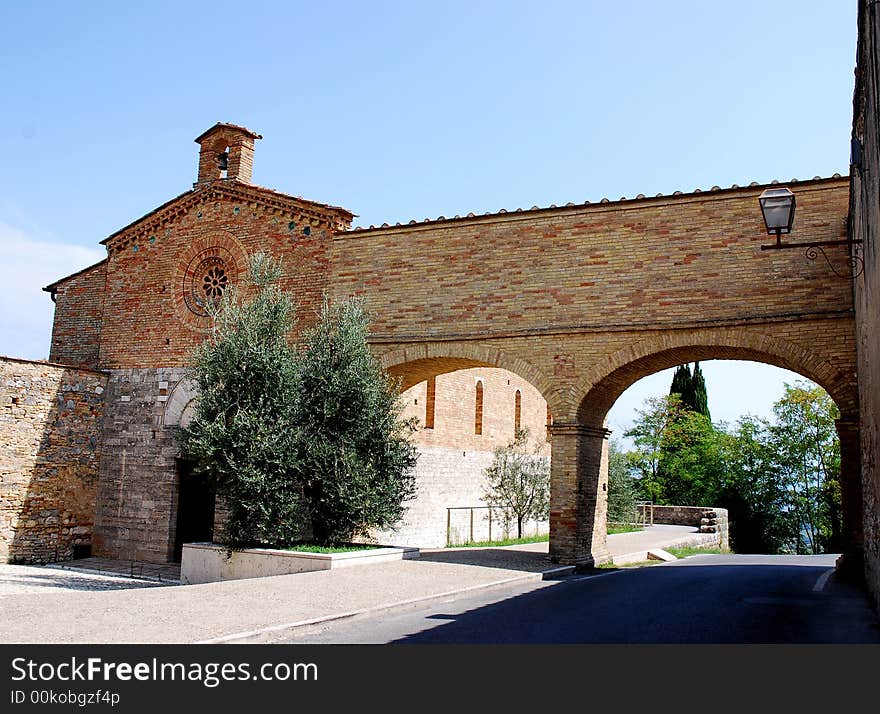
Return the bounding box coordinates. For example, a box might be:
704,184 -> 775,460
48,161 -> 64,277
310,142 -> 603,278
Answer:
636,500 -> 654,526
446,506 -> 547,546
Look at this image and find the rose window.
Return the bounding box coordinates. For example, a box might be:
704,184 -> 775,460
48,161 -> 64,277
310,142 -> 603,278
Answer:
183,252 -> 234,317
202,266 -> 228,299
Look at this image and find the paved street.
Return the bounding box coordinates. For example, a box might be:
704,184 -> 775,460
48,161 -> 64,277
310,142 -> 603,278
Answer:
0,563 -> 167,596
279,554 -> 880,644
3,531 -> 876,644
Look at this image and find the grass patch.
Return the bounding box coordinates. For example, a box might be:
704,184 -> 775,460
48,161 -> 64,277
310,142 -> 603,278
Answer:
282,543 -> 381,554
596,560 -> 657,569
448,534 -> 549,548
607,523 -> 644,534
666,545 -> 726,558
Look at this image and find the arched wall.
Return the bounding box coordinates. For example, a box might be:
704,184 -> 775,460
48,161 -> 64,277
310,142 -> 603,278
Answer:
379,342 -> 559,414
574,328 -> 859,427
374,349 -> 554,548
163,379 -> 198,428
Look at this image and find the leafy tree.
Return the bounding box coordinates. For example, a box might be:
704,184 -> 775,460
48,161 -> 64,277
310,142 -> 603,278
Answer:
483,428 -> 550,538
768,382 -> 841,554
624,394 -> 683,502
607,439 -> 638,524
621,377 -> 842,556
178,256 -> 419,549
177,253 -> 304,549
656,408 -> 724,506
716,416 -> 792,553
294,297 -> 419,545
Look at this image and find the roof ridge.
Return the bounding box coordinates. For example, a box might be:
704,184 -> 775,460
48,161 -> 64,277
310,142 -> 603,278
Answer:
346,173 -> 847,233
42,258 -> 107,292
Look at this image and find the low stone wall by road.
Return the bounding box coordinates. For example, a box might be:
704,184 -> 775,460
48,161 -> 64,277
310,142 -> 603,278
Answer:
0,357 -> 107,563
640,505 -> 729,550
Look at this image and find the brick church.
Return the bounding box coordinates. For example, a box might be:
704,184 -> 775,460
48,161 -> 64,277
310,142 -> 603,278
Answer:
20,123 -> 549,564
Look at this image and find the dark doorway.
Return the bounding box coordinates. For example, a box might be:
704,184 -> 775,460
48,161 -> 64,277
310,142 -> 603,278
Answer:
173,460 -> 215,562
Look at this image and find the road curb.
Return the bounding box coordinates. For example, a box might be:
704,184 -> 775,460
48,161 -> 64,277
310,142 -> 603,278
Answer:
42,564 -> 180,584
195,565 -> 576,644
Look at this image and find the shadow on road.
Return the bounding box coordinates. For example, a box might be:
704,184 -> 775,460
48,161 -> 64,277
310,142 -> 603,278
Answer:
391,561 -> 880,644
416,546 -> 556,573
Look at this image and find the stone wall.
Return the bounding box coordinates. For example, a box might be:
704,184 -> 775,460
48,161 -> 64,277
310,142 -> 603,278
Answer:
851,0 -> 880,606
370,445 -> 548,548
92,367 -> 187,562
0,357 -> 107,563
640,505 -> 729,550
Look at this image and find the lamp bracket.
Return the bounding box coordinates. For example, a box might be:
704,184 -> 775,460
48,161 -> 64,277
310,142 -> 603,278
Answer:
761,238 -> 864,278
760,238 -> 863,251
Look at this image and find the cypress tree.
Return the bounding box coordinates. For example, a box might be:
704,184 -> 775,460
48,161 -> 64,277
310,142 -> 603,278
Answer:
670,364 -> 692,403
691,361 -> 710,419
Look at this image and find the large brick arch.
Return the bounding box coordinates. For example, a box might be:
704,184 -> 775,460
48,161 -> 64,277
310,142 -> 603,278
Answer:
377,342 -> 558,413
575,327 -> 858,428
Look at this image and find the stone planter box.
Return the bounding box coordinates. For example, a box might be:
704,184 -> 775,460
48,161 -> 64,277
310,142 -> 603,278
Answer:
180,542 -> 420,585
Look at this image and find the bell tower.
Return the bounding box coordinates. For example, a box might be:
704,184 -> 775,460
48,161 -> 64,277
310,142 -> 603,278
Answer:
193,122 -> 262,186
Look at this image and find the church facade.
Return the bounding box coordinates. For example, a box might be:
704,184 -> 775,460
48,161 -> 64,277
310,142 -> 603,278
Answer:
38,123 -> 550,562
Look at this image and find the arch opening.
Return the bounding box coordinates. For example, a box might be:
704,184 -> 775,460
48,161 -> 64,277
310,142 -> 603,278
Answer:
376,354 -> 553,551
578,344 -> 857,429
584,355 -> 860,563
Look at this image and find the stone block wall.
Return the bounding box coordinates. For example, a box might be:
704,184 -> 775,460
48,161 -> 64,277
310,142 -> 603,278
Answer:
851,0 -> 880,605
0,357 -> 107,563
92,367 -> 187,563
640,505 -> 729,550
370,445 -> 548,548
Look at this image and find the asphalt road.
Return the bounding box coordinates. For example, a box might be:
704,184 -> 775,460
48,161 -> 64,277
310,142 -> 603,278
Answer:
279,554 -> 880,643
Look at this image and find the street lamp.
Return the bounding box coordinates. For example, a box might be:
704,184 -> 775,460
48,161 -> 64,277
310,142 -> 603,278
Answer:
758,187 -> 796,247
757,184 -> 863,277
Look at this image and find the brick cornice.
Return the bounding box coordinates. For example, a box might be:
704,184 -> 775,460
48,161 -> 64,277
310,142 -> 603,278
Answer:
102,182 -> 353,252
366,308 -> 853,344
549,423 -> 612,439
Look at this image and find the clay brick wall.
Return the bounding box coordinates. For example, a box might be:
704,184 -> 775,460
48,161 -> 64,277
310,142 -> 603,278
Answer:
96,188 -> 346,369
333,180 -> 851,342
851,0 -> 880,607
401,368 -> 550,454
47,260 -> 107,369
0,357 -> 106,563
371,367 -> 551,547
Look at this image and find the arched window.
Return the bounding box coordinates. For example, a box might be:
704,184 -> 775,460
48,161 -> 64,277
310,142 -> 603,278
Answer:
474,381 -> 484,435
425,376 -> 436,429
514,389 -> 522,436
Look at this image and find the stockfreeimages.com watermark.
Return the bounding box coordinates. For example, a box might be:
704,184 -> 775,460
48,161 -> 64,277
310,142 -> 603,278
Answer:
10,656 -> 318,690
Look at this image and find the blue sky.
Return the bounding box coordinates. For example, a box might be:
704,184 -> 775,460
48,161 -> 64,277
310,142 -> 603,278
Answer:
0,1 -> 857,434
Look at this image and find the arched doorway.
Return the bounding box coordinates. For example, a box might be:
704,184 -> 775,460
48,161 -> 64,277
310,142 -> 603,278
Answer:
549,331 -> 860,569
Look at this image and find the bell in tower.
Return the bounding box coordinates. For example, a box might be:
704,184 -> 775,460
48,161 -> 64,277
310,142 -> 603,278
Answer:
193,123 -> 262,186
